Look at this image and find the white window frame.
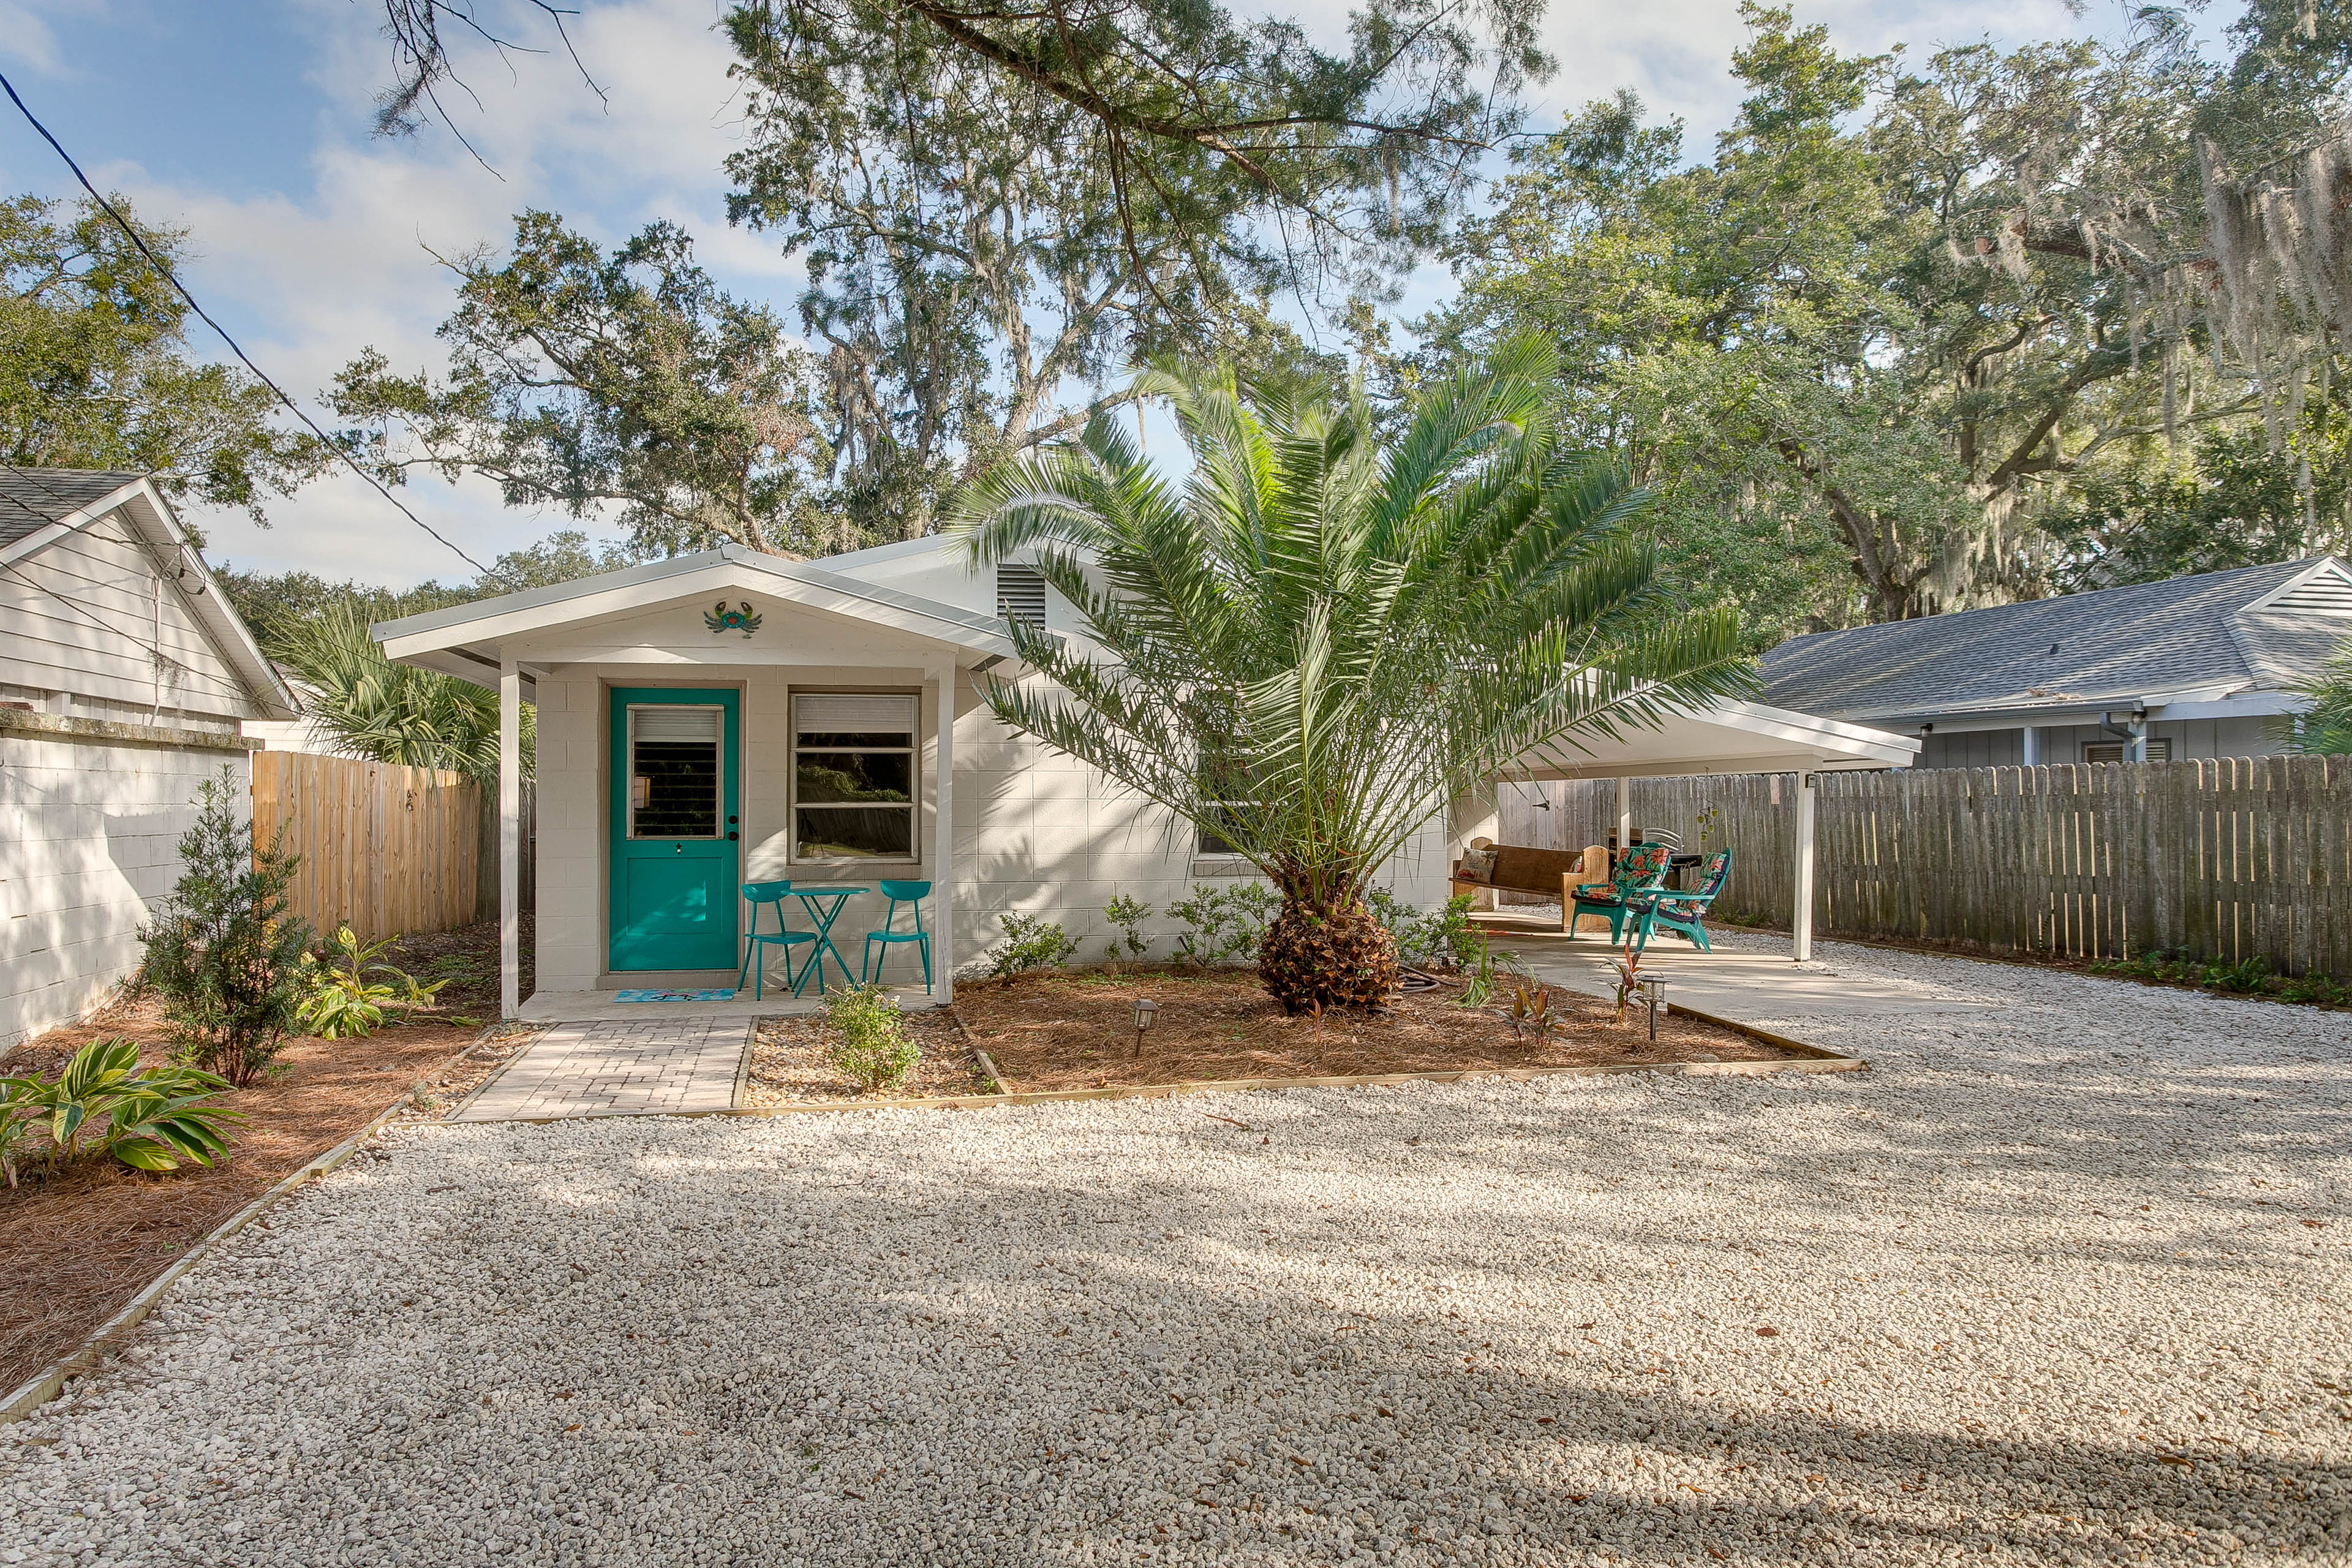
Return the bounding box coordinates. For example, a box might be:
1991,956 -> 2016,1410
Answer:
790,692 -> 921,865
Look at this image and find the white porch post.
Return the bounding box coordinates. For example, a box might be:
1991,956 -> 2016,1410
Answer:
1615,776 -> 1632,853
2020,726 -> 2039,767
499,658 -> 522,1020
1792,767 -> 1817,963
932,666 -> 956,1005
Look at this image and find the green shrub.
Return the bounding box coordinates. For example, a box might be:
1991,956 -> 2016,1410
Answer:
825,985 -> 919,1090
140,772 -> 314,1085
1370,889 -> 1483,970
1103,894 -> 1153,962
0,1038 -> 243,1185
1167,882 -> 1279,967
298,926 -> 446,1039
990,912 -> 1080,977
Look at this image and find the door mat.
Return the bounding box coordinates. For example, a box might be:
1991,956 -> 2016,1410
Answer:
612,988 -> 740,1003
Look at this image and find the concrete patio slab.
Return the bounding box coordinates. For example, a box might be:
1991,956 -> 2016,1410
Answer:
452,1016 -> 752,1122
1489,925 -> 2003,1025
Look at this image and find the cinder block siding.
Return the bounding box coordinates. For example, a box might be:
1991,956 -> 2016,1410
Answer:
0,735 -> 246,1052
526,663 -> 1455,992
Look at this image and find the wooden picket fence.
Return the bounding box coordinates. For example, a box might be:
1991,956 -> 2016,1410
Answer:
1496,756 -> 2352,978
251,752 -> 483,941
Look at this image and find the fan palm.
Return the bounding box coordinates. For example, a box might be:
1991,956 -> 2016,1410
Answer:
950,339 -> 1754,1012
2287,635 -> 2352,755
265,601 -> 533,783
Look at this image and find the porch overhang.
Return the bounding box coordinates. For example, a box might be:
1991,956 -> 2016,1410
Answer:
1492,699 -> 1918,967
1506,699 -> 1919,782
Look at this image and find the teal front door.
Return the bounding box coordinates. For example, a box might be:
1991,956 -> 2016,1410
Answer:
609,688 -> 741,972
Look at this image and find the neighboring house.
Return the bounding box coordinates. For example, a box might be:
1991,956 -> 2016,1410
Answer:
0,468 -> 298,1050
374,533 -> 1920,1013
1760,556 -> 2352,769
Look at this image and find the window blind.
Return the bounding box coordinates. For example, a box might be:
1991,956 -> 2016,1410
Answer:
794,693 -> 918,737
632,706 -> 721,742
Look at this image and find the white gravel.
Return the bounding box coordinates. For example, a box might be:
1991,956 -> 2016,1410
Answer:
5,935 -> 2350,1567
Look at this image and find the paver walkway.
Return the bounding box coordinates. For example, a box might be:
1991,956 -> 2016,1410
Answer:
453,1017 -> 748,1121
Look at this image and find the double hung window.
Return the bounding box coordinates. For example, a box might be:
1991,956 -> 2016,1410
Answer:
793,694 -> 918,861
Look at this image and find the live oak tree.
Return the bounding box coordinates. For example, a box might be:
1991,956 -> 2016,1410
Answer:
330,213 -> 834,557
950,342 -> 1749,1013
361,0 -> 1548,546
1430,3 -> 2352,636
1,193 -> 323,518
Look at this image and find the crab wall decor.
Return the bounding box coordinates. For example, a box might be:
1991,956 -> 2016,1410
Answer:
705,600 -> 763,638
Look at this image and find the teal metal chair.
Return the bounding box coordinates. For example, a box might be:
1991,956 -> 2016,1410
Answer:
1569,842 -> 1673,945
862,880 -> 933,994
1631,850 -> 1733,953
739,880 -> 816,1000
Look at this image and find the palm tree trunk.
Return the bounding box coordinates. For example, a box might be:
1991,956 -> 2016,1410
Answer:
1257,869 -> 1399,1013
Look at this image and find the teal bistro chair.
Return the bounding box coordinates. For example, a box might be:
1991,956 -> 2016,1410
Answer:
1632,850 -> 1733,954
739,880 -> 816,1000
862,880 -> 933,993
1569,842 -> 1673,945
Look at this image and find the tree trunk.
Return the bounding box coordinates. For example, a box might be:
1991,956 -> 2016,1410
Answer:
1258,886 -> 1399,1014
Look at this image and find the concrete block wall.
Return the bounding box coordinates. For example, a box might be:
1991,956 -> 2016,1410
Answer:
950,697 -> 1454,974
524,662 -> 1457,993
0,735 -> 246,1052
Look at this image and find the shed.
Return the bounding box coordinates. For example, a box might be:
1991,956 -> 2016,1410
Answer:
0,468 -> 296,1049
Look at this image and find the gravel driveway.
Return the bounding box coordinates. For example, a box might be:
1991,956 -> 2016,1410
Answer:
5,936 -> 2348,1567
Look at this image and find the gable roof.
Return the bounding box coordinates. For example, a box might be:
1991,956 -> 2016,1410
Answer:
0,467 -> 299,719
0,467 -> 146,551
372,542 -> 1020,685
1761,557 -> 2352,724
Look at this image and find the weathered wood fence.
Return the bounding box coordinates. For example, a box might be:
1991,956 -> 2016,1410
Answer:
1498,756 -> 2352,977
251,752 -> 486,940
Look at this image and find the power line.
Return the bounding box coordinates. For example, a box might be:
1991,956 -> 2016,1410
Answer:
0,69 -> 489,575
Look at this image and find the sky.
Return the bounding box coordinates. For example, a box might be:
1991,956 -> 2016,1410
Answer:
0,0 -> 2098,590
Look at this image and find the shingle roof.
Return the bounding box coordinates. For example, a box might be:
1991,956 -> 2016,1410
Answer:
1760,557 -> 2352,722
0,467 -> 146,547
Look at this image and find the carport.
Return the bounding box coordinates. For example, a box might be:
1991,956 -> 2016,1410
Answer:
1500,699 -> 1920,960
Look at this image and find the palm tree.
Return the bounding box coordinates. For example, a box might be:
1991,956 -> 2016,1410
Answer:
949,339 -> 1753,1012
264,601 -> 533,783
2288,636 -> 2352,755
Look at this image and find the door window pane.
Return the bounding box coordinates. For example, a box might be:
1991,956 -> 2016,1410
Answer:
629,706 -> 721,839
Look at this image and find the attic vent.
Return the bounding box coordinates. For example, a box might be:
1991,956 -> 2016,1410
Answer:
996,564 -> 1047,627
2267,567 -> 2352,617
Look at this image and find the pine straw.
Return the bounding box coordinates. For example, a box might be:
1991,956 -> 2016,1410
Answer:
0,920 -> 529,1397
958,967 -> 1793,1093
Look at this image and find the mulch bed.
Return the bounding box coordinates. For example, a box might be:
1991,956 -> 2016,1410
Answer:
742,1011 -> 988,1106
957,967 -> 1793,1093
0,920 -> 528,1397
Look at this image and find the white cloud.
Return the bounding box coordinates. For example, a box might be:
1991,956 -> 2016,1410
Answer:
124,0 -> 804,586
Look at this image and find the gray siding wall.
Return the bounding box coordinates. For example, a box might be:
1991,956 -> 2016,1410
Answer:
1917,716 -> 2278,769
0,513 -> 260,723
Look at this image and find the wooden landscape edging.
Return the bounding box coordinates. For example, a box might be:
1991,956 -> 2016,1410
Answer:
609,1000 -> 1861,1124
0,1032 -> 497,1428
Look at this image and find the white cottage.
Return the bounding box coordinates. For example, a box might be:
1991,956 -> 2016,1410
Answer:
375,533 -> 1929,1018
374,535 -> 1459,1017
0,469 -> 297,1050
